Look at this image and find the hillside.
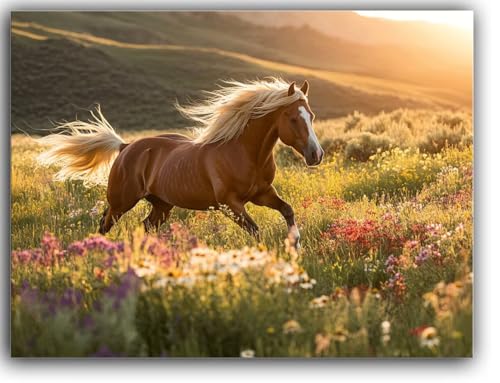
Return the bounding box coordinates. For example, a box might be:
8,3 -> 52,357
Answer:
11,12 -> 470,134
12,11 -> 472,104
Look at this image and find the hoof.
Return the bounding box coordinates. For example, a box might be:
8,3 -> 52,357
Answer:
295,238 -> 301,250
287,225 -> 301,249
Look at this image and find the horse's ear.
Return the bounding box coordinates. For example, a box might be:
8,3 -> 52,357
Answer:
300,80 -> 309,96
287,82 -> 296,96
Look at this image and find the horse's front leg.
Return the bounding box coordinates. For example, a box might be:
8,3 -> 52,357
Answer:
220,196 -> 260,241
251,186 -> 300,248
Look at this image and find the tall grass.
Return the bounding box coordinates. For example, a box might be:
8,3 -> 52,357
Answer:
11,109 -> 473,357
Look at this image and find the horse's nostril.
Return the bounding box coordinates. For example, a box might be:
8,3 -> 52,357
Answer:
311,151 -> 318,163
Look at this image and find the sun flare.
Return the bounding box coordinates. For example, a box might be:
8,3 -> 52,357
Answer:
356,10 -> 473,31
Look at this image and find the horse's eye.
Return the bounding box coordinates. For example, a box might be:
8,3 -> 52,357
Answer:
291,117 -> 298,124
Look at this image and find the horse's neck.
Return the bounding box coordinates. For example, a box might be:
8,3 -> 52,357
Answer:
238,113 -> 279,167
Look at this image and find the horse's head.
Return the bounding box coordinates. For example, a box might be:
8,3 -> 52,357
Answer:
277,81 -> 324,167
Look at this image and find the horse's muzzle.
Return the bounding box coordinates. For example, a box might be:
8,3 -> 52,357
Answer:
304,144 -> 324,166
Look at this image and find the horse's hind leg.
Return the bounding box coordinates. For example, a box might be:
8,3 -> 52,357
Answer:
99,197 -> 141,235
99,207 -> 109,234
143,195 -> 173,232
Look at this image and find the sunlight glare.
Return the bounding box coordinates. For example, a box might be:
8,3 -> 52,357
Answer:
355,10 -> 473,30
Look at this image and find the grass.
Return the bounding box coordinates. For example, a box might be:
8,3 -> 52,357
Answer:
11,109 -> 473,357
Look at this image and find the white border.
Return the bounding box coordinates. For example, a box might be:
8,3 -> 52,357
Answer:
3,1 -> 500,382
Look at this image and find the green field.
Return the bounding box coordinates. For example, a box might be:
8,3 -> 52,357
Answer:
11,109 -> 473,357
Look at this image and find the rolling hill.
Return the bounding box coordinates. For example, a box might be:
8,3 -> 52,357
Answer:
11,12 -> 471,134
13,12 -> 472,99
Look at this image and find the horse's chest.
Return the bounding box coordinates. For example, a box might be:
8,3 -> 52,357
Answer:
242,171 -> 274,200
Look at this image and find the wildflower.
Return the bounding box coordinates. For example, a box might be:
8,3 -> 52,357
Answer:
419,327 -> 440,349
92,345 -> 119,357
332,287 -> 347,300
93,267 -> 104,279
41,232 -> 63,263
90,200 -> 105,217
381,320 -> 391,334
384,255 -> 399,274
133,263 -> 157,278
422,291 -> 438,311
266,326 -> 275,334
104,270 -> 141,309
300,281 -> 315,289
310,295 -> 330,309
386,272 -> 407,298
466,272 -> 473,284
380,320 -> 391,345
315,333 -> 331,355
240,349 -> 255,358
405,240 -> 419,250
445,282 -> 461,298
372,289 -> 382,300
283,319 -> 302,334
415,246 -> 431,266
331,326 -> 348,342
68,208 -> 83,219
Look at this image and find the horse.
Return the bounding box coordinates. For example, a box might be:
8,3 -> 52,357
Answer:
37,78 -> 324,248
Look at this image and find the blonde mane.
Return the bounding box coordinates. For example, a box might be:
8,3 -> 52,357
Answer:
175,78 -> 307,145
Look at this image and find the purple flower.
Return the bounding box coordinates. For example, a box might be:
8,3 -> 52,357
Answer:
67,241 -> 86,256
415,247 -> 432,266
18,282 -> 84,316
80,314 -> 95,330
385,255 -> 399,274
41,232 -> 60,255
91,345 -> 120,357
104,269 -> 141,309
67,236 -> 123,256
59,288 -> 83,308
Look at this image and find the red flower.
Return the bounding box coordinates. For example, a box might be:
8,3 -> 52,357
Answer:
409,325 -> 431,337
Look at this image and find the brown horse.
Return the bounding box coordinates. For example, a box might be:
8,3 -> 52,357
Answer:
37,78 -> 324,247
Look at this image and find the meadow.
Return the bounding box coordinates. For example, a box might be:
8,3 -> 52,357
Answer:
11,109 -> 473,357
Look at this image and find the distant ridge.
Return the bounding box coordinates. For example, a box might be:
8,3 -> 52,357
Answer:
11,12 -> 471,134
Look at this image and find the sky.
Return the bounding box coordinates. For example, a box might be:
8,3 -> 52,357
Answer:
355,10 -> 473,30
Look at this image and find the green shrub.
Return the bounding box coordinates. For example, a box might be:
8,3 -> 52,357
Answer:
344,110 -> 363,132
345,132 -> 393,162
320,136 -> 348,157
418,125 -> 471,154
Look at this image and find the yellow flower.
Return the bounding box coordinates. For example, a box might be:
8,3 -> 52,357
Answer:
423,291 -> 438,310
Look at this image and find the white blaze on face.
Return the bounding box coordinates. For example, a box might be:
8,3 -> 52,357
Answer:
298,106 -> 321,159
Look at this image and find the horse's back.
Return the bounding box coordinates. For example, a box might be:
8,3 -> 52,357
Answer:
155,133 -> 192,142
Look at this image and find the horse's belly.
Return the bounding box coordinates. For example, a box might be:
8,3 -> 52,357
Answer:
149,159 -> 217,210
163,183 -> 217,210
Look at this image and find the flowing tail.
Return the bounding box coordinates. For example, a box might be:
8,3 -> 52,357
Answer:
36,105 -> 126,187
